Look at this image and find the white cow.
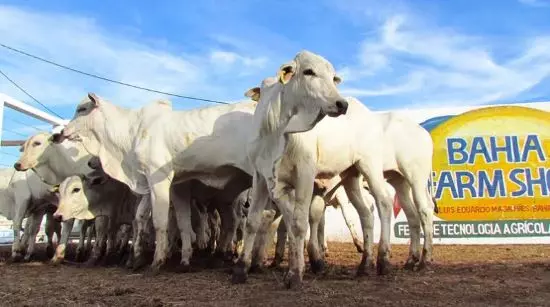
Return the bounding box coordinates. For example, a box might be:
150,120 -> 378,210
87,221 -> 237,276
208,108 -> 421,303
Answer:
55,95 -> 256,273
0,167 -> 60,262
233,50 -> 435,289
15,132 -> 96,264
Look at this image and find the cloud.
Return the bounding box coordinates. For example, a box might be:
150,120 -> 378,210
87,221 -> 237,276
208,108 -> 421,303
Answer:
339,13 -> 550,107
518,0 -> 550,7
0,5 -> 270,112
209,50 -> 268,76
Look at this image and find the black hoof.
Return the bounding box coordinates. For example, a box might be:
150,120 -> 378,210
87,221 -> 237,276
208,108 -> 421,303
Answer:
143,266 -> 161,277
284,272 -> 302,290
231,261 -> 248,284
310,259 -> 325,274
12,253 -> 23,263
132,256 -> 148,272
173,263 -> 193,273
376,257 -> 392,276
414,260 -> 430,272
46,246 -> 55,259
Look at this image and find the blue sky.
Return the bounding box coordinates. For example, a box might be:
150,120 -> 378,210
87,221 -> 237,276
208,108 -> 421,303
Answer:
1,0 -> 550,167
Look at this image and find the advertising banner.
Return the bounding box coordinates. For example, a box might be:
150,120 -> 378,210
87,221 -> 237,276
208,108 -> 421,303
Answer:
325,102 -> 550,244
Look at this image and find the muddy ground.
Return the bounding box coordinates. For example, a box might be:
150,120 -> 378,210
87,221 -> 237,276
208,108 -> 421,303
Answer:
0,243 -> 549,306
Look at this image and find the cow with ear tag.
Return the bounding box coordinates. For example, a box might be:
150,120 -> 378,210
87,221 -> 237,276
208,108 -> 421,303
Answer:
236,51 -> 436,290
53,169 -> 140,267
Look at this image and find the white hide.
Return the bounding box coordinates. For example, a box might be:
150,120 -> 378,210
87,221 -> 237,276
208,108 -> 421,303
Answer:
237,50 -> 434,289
15,132 -> 96,263
0,167 -> 59,260
59,94 -> 258,270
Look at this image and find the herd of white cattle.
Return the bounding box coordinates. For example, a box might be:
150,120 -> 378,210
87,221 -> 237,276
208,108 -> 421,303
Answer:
0,50 -> 437,289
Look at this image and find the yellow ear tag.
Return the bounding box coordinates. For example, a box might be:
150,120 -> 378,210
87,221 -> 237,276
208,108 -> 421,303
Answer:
278,70 -> 290,85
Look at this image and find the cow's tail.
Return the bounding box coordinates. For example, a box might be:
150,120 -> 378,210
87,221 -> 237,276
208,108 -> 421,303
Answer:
428,168 -> 439,214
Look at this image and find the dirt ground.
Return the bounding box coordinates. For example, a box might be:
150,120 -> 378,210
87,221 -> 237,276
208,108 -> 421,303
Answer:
0,243 -> 549,307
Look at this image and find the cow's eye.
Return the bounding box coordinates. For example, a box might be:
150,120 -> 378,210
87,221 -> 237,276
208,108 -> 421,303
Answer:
303,69 -> 316,76
76,107 -> 86,113
33,141 -> 41,147
72,187 -> 81,194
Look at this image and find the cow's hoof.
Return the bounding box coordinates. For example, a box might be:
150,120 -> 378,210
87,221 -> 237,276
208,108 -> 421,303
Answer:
269,256 -> 283,270
231,261 -> 248,284
173,263 -> 193,273
404,256 -> 420,271
23,254 -> 32,262
12,253 -> 23,263
249,263 -> 267,274
83,258 -> 97,268
376,256 -> 392,276
50,258 -> 63,266
310,259 -> 325,274
46,246 -> 55,259
414,260 -> 431,272
132,256 -> 148,272
143,267 -> 161,277
208,257 -> 226,269
284,271 -> 302,290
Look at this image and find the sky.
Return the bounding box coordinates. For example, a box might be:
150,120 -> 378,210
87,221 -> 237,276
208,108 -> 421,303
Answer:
1,0 -> 550,167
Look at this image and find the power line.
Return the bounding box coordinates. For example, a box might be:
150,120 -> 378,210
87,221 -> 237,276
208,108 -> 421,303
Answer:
4,116 -> 46,132
0,43 -> 229,105
0,68 -> 64,119
0,151 -> 20,158
3,128 -> 28,138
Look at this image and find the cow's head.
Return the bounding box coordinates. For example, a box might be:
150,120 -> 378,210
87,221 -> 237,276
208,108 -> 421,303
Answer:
248,51 -> 348,133
87,156 -> 102,170
53,93 -> 105,146
281,51 -> 347,117
14,132 -> 56,171
52,173 -> 107,221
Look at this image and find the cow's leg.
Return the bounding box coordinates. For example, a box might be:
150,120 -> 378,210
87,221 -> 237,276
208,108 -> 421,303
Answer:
24,212 -> 44,262
44,212 -> 57,259
86,221 -> 94,253
101,218 -> 117,266
52,218 -> 75,265
342,174 -> 376,276
170,182 -> 195,273
270,217 -> 287,269
131,196 -> 151,271
389,177 -> 422,270
307,193 -> 326,274
250,208 -> 277,272
85,215 -> 108,267
336,190 -> 364,254
192,199 -> 209,257
232,174 -> 270,284
11,197 -> 30,262
213,203 -> 239,267
318,207 -> 328,258
409,179 -> 435,270
76,220 -> 91,262
207,208 -> 220,254
118,224 -> 133,266
75,220 -> 90,262
279,168 -> 315,289
356,160 -> 394,276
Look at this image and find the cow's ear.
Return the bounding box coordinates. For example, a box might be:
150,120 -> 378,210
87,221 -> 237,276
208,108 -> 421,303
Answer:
88,92 -> 101,107
86,174 -> 107,187
278,61 -> 296,84
244,87 -> 261,101
48,184 -> 60,194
